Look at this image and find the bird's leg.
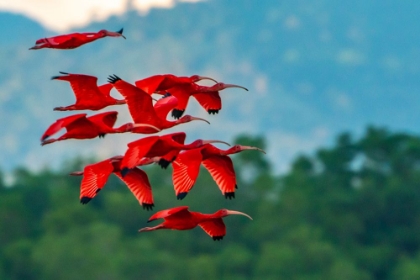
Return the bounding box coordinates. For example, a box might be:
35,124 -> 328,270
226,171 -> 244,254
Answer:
41,138 -> 58,146
138,224 -> 165,232
53,105 -> 76,111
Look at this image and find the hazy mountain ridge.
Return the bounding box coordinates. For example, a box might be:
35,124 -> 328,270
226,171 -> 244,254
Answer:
1,0 -> 420,172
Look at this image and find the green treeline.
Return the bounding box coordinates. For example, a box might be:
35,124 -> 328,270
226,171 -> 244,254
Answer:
1,127 -> 420,279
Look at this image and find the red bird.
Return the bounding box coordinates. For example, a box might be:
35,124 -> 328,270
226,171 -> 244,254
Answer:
138,206 -> 252,240
29,28 -> 125,50
40,111 -> 159,145
52,72 -> 126,111
107,74 -> 209,133
172,144 -> 266,200
150,82 -> 248,119
70,156 -> 158,210
121,132 -> 230,170
134,74 -> 217,95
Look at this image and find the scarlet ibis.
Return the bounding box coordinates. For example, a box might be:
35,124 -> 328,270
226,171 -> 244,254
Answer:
134,74 -> 217,95
52,72 -> 126,111
138,206 -> 252,240
172,144 -> 266,200
151,82 -> 248,118
29,28 -> 125,50
121,132 -> 230,170
70,156 -> 158,209
107,74 -> 209,133
40,111 -> 159,145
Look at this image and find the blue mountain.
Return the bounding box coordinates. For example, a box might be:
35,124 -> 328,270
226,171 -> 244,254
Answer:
1,0 -> 420,173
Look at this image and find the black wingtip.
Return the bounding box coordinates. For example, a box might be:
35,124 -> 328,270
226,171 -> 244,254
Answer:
158,159 -> 171,169
98,133 -> 106,138
177,192 -> 188,200
212,236 -> 224,241
235,184 -> 238,189
107,74 -> 121,84
120,167 -> 130,177
171,109 -> 184,119
116,28 -> 123,35
142,203 -> 154,211
208,109 -> 219,115
225,192 -> 235,200
162,92 -> 172,98
80,197 -> 92,204
51,76 -> 60,80
59,71 -> 69,75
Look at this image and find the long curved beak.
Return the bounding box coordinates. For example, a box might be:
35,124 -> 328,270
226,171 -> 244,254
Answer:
69,171 -> 83,176
203,140 -> 231,146
242,145 -> 266,154
197,76 -> 218,83
222,84 -> 249,91
226,210 -> 253,220
191,117 -> 210,124
133,123 -> 162,132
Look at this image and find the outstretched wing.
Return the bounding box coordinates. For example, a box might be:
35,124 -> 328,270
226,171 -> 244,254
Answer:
41,113 -> 87,141
165,85 -> 192,113
154,94 -> 178,120
172,149 -> 203,198
135,75 -> 167,94
192,92 -> 222,113
147,206 -> 190,222
121,136 -> 160,169
202,155 -> 237,195
53,73 -> 104,105
98,83 -> 114,98
114,167 -> 154,207
87,111 -> 118,128
109,76 -> 158,124
79,159 -> 114,204
199,219 -> 226,240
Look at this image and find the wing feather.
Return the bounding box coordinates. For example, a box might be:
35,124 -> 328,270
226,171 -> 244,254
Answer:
202,156 -> 237,195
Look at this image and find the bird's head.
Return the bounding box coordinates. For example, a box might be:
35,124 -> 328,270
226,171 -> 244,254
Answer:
177,115 -> 210,125
205,82 -> 248,92
216,209 -> 253,220
228,145 -> 266,155
190,75 -> 218,83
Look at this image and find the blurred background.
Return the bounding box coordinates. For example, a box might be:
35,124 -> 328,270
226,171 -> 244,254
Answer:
1,0 -> 420,279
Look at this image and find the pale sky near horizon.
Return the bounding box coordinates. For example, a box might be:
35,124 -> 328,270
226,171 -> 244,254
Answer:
0,0 -> 202,31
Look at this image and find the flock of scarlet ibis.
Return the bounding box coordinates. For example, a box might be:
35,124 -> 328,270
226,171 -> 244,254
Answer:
31,28 -> 265,240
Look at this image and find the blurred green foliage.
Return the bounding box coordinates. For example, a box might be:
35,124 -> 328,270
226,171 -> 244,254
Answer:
1,128 -> 420,279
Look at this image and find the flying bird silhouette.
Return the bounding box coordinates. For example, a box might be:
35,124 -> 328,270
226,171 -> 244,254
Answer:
29,28 -> 125,50
172,144 -> 266,200
70,156 -> 158,209
52,72 -> 126,111
139,206 -> 252,240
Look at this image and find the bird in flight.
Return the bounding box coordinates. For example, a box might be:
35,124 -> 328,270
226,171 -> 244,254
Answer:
107,74 -> 210,133
172,144 -> 266,200
70,156 -> 158,210
40,111 -> 159,145
52,72 -> 126,111
139,206 -> 252,240
134,74 -> 217,95
120,132 -> 230,170
29,28 -> 126,50
144,81 -> 248,119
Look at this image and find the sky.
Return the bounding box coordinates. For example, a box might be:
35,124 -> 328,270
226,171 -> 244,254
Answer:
0,0 -> 202,31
